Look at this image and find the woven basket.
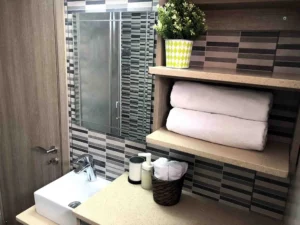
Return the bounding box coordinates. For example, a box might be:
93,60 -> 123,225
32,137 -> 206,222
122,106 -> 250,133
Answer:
152,175 -> 185,206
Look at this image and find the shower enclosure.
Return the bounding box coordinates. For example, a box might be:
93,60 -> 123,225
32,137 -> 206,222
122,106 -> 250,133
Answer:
71,11 -> 156,141
74,12 -> 121,135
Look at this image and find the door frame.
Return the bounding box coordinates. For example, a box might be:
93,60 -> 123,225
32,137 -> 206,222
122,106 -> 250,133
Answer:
54,0 -> 70,175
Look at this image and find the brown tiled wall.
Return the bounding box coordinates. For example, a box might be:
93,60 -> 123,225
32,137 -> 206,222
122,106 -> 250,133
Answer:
190,30 -> 300,74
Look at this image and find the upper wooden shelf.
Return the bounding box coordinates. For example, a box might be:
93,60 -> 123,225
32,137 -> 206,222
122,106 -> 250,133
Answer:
149,66 -> 300,90
146,127 -> 289,178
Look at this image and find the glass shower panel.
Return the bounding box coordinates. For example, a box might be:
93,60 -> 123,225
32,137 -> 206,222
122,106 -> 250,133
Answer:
79,15 -> 111,133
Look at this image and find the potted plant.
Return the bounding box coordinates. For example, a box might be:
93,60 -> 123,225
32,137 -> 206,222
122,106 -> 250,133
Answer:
154,0 -> 207,69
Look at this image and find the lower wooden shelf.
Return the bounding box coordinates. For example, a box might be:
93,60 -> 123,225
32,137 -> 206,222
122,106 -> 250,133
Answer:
146,127 -> 289,178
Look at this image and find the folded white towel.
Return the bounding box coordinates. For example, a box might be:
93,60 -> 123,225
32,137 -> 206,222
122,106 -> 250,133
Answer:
166,108 -> 268,151
168,161 -> 188,181
171,81 -> 273,122
153,158 -> 188,181
153,158 -> 169,181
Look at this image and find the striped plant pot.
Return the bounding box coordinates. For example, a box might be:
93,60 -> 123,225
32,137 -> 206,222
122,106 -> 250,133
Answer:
165,39 -> 193,69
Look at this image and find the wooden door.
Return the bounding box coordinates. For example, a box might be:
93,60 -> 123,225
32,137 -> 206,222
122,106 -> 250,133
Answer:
0,0 -> 68,224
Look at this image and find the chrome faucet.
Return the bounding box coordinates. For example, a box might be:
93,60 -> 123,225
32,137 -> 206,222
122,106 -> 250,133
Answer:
74,154 -> 97,182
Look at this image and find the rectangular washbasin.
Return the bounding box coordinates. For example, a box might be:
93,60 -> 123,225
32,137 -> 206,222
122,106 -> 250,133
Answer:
35,171 -> 111,225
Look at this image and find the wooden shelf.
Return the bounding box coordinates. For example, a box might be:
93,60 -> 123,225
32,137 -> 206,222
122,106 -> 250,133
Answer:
149,66 -> 300,91
146,127 -> 289,178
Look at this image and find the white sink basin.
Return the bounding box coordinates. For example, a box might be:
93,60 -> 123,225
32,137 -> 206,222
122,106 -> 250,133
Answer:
35,171 -> 111,225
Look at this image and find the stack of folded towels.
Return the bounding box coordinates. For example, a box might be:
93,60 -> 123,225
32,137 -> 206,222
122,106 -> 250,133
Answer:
166,81 -> 273,151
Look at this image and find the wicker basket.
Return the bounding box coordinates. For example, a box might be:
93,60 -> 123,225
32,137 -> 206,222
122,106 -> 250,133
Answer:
152,175 -> 185,206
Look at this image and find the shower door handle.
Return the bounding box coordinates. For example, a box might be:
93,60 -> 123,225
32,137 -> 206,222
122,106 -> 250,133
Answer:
116,101 -> 120,120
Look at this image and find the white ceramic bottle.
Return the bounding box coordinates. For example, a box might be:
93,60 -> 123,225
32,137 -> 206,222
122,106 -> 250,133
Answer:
138,153 -> 153,190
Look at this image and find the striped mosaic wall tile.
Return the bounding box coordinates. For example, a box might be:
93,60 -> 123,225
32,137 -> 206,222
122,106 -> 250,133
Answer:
66,0 -> 154,13
274,31 -> 300,74
120,12 -> 156,142
251,172 -> 290,220
237,31 -> 278,72
106,134 -> 126,181
71,14 -> 81,123
88,130 -> 106,178
204,30 -> 240,69
70,126 -> 290,220
190,36 -> 206,68
268,90 -> 300,144
124,140 -> 146,171
191,30 -> 300,74
70,125 -> 89,160
193,156 -> 223,201
220,164 -> 255,211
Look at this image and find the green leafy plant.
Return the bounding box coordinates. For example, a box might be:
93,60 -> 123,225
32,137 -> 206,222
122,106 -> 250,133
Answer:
154,0 -> 207,40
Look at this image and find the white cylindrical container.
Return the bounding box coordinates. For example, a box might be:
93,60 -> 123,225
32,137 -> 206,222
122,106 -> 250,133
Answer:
141,164 -> 153,190
128,156 -> 145,184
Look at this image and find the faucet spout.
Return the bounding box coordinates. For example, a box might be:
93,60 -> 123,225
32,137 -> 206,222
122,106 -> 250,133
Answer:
74,154 -> 97,182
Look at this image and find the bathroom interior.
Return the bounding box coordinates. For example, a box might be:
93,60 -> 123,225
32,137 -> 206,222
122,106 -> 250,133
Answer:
1,0 -> 300,225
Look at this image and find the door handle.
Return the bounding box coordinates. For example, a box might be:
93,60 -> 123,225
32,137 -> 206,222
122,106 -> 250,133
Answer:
32,146 -> 58,154
116,101 -> 120,120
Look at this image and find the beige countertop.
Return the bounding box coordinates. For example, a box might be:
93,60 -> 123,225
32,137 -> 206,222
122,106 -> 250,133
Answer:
74,173 -> 283,225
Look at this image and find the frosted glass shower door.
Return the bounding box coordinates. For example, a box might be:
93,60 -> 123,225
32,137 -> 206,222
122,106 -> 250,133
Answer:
78,13 -> 120,134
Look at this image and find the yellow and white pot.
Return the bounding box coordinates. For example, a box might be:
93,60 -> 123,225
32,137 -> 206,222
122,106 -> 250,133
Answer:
165,39 -> 193,69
